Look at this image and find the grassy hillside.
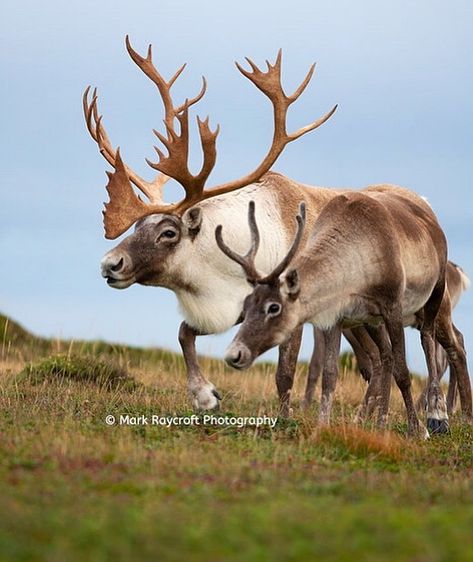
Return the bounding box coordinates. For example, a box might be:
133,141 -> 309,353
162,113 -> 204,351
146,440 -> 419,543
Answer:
1,313 -> 472,562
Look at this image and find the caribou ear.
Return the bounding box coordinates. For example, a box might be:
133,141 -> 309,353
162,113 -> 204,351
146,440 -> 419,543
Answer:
284,269 -> 300,300
182,206 -> 203,237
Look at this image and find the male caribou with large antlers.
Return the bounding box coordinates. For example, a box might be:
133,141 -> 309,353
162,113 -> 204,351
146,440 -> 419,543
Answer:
84,36 -> 336,410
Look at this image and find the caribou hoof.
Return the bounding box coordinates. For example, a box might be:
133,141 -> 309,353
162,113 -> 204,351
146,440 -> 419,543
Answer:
427,418 -> 450,435
408,422 -> 430,440
191,383 -> 222,410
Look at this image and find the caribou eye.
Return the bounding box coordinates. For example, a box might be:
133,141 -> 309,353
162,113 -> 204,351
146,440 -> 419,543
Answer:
161,230 -> 177,239
266,303 -> 282,317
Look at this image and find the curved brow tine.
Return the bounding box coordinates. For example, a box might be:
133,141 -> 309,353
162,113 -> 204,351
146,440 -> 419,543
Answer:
262,201 -> 306,282
214,201 -> 261,282
215,225 -> 256,277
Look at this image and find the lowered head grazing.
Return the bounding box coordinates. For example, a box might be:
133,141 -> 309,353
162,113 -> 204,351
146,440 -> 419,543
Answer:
215,201 -> 306,369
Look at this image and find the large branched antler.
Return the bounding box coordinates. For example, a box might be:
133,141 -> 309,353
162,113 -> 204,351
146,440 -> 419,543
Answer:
206,51 -> 336,196
125,35 -> 220,205
216,201 -> 306,285
84,36 -> 219,239
84,37 -> 336,239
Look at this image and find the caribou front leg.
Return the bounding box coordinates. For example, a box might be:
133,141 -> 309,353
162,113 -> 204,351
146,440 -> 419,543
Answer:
178,322 -> 222,410
303,327 -> 325,410
275,325 -> 304,416
319,325 -> 342,425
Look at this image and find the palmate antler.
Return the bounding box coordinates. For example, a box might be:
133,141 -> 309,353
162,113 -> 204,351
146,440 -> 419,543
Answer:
84,36 -> 336,239
216,201 -> 306,285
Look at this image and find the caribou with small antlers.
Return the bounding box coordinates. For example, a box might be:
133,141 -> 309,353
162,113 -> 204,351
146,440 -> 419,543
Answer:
217,200 -> 471,435
85,37 -> 471,424
303,261 -> 470,420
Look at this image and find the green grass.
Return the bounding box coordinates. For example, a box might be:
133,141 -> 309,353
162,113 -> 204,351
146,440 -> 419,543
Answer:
1,313 -> 472,562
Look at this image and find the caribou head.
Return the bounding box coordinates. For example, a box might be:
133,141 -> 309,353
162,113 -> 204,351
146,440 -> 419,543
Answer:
216,201 -> 307,369
84,36 -> 336,290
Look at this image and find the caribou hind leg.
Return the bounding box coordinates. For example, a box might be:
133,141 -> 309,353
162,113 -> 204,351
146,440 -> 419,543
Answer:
419,282 -> 450,434
445,367 -> 457,416
416,343 -> 452,414
436,320 -> 472,421
178,322 -> 222,410
275,325 -> 304,416
383,305 -> 428,438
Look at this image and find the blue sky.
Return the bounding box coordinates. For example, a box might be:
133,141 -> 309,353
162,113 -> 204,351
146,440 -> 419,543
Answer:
1,0 -> 472,376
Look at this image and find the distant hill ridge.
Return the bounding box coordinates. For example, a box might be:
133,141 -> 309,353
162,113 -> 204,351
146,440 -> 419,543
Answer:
0,312 -> 184,368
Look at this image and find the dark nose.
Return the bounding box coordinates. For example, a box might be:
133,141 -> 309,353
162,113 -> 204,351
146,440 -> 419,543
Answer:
224,343 -> 252,370
101,251 -> 130,279
110,257 -> 124,273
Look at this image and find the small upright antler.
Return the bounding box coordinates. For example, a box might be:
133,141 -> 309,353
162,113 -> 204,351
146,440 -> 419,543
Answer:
260,202 -> 306,284
215,201 -> 261,284
216,201 -> 306,285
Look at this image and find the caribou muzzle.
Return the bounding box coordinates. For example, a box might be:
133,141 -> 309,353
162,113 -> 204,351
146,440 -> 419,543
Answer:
101,250 -> 135,289
224,342 -> 254,370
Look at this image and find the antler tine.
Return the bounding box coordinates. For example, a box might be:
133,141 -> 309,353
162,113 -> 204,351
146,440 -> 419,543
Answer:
83,87 -> 113,166
126,36 -> 208,127
125,35 -> 175,129
148,110 -> 219,203
147,108 -> 193,186
83,86 -> 169,205
215,201 -> 261,284
287,63 -> 315,103
197,53 -> 337,200
195,116 -> 220,196
175,77 -> 208,115
288,104 -> 338,141
261,202 -> 306,283
126,36 -> 217,203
